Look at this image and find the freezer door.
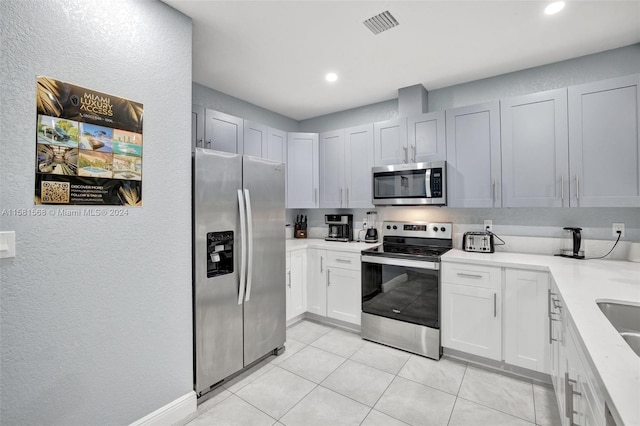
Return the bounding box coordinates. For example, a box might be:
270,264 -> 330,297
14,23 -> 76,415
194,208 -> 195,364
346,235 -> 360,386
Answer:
193,149 -> 244,395
242,156 -> 286,365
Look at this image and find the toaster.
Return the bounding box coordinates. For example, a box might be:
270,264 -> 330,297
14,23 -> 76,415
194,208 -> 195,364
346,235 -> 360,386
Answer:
462,231 -> 495,253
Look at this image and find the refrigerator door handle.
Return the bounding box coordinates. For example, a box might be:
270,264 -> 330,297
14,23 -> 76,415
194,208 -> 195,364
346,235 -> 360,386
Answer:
244,188 -> 254,302
237,189 -> 247,304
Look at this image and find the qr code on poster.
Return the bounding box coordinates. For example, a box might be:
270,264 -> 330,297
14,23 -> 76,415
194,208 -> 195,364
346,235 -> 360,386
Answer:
41,181 -> 70,203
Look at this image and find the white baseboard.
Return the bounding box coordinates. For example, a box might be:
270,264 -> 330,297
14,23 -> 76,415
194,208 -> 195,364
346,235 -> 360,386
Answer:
130,391 -> 197,426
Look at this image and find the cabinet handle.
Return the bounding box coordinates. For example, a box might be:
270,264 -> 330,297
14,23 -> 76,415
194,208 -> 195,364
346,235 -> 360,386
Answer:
320,257 -> 324,273
411,145 -> 416,162
327,269 -> 331,286
287,270 -> 291,288
402,146 -> 408,163
206,139 -> 212,149
335,258 -> 352,264
457,272 -> 482,279
340,188 -> 343,208
346,188 -> 349,206
493,293 -> 497,318
567,377 -> 582,426
575,175 -> 580,201
314,188 -> 318,205
561,175 -> 564,201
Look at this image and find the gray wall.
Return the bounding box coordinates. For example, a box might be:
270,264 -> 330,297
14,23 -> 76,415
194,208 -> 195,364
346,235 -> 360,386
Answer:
193,82 -> 299,131
0,1 -> 193,424
296,44 -> 640,131
298,99 -> 399,133
428,43 -> 640,111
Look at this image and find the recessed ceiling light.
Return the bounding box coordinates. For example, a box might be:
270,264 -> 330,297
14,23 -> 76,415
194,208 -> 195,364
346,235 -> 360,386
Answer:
545,1 -> 565,15
325,73 -> 338,83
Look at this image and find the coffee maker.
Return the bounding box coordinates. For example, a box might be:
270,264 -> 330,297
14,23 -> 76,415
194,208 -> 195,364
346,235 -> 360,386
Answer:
325,214 -> 353,242
557,227 -> 585,259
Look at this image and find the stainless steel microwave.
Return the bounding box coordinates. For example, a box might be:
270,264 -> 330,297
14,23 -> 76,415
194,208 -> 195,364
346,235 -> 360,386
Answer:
372,161 -> 446,206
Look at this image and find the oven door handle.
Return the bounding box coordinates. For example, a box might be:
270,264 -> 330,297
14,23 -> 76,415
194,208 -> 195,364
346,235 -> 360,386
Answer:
361,255 -> 440,270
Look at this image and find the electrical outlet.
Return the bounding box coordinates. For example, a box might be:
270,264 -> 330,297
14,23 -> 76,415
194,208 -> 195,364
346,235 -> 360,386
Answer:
612,223 -> 625,238
484,220 -> 493,232
362,218 -> 368,229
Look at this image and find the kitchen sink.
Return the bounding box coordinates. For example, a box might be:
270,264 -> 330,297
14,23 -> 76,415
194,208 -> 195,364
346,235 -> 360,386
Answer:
597,301 -> 640,357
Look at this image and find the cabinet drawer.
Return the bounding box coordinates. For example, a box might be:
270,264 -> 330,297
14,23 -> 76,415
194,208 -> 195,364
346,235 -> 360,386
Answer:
442,263 -> 501,289
327,251 -> 360,270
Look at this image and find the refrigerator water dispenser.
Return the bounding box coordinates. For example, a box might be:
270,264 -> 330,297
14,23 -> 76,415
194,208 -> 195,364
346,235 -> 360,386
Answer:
207,231 -> 234,277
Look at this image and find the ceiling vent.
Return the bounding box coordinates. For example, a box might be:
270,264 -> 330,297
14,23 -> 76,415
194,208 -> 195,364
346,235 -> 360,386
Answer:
363,11 -> 399,35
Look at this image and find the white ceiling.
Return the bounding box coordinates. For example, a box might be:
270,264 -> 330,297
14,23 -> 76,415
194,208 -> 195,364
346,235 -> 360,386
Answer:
163,0 -> 640,121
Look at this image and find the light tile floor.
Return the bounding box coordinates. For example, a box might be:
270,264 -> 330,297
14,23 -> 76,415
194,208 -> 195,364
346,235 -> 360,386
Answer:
185,320 -> 562,426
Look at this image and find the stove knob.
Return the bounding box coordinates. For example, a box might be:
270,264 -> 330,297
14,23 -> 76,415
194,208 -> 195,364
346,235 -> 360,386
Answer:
386,225 -> 391,230
432,226 -> 438,232
393,225 -> 398,230
440,227 -> 446,232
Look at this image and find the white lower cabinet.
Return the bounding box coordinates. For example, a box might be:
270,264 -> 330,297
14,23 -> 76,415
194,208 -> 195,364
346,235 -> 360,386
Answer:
306,249 -> 327,316
287,249 -> 306,321
327,265 -> 361,325
442,262 -> 550,372
504,269 -> 550,373
442,280 -> 502,361
563,322 -> 606,426
306,249 -> 361,326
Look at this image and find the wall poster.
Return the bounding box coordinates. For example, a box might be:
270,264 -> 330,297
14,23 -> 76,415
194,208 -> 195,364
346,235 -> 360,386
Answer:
35,76 -> 143,206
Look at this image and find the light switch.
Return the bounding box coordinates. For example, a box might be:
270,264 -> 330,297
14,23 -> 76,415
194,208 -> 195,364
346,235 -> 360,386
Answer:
0,231 -> 16,258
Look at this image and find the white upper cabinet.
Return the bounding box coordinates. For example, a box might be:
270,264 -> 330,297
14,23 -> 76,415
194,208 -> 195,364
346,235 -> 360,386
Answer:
319,129 -> 345,208
266,127 -> 287,163
407,111 -> 446,162
344,124 -> 374,208
319,124 -> 374,208
243,120 -> 267,158
446,101 -> 501,208
204,109 -> 244,153
501,89 -> 569,207
568,74 -> 640,207
287,132 -> 319,208
373,118 -> 408,166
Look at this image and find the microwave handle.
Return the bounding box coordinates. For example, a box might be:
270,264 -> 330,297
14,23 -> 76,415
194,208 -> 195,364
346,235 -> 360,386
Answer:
425,168 -> 432,198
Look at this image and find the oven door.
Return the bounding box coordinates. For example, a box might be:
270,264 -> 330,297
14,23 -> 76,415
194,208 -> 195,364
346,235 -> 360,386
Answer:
361,255 -> 440,329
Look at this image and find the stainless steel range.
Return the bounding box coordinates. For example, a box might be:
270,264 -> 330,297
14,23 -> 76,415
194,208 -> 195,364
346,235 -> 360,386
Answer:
360,221 -> 452,359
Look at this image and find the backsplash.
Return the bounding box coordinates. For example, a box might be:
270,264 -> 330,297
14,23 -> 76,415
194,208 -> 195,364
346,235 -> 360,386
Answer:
287,207 -> 640,260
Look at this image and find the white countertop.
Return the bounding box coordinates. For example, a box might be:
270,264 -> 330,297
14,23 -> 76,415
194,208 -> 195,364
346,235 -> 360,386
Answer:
286,238 -> 379,253
442,249 -> 640,426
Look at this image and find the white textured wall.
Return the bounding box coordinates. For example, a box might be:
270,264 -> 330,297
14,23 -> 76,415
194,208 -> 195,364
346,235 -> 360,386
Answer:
0,1 -> 193,424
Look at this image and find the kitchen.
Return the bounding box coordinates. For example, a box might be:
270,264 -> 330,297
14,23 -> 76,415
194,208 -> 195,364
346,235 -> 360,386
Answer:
1,1 -> 639,425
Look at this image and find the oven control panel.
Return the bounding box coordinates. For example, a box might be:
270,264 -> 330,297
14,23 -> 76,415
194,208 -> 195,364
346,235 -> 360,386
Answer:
383,221 -> 452,239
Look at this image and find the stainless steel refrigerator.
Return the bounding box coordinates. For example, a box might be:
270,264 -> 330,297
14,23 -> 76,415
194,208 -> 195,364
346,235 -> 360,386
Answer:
193,148 -> 286,397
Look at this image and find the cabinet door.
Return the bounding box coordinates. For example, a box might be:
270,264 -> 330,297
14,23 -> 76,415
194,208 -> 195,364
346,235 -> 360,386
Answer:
204,109 -> 244,153
266,127 -> 287,163
243,120 -> 267,158
441,282 -> 502,360
345,124 -> 374,208
407,111 -> 446,162
192,105 -> 205,150
568,74 -> 640,207
288,250 -> 307,320
287,132 -> 319,208
306,249 -> 327,316
446,102 -> 501,207
374,118 -> 408,166
504,269 -> 550,373
319,130 -> 345,208
327,267 -> 361,325
501,89 -> 569,207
